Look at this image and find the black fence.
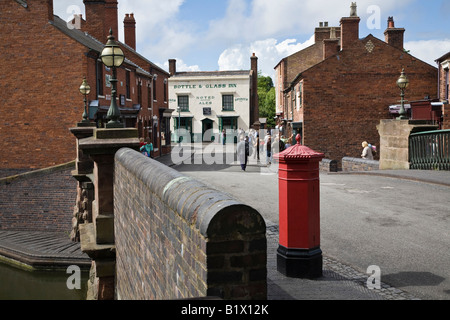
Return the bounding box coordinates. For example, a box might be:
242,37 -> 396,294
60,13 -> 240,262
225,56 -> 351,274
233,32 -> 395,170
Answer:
409,130 -> 450,170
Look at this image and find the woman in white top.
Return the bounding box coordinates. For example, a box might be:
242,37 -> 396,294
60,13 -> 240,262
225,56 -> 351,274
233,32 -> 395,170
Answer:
361,141 -> 374,160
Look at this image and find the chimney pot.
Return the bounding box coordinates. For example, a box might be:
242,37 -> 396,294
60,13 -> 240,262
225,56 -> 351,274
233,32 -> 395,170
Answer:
387,16 -> 395,28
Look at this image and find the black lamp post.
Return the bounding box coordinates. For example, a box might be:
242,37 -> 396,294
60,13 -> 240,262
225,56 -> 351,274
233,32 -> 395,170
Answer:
177,106 -> 181,145
397,68 -> 409,120
100,29 -> 125,128
79,77 -> 91,123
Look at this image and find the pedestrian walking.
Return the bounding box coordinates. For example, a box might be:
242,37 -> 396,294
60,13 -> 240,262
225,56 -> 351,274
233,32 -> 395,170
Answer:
265,134 -> 272,165
361,141 -> 374,160
222,129 -> 226,145
237,136 -> 250,171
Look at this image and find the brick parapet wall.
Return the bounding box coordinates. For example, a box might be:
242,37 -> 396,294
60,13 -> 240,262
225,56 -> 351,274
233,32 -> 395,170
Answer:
319,159 -> 338,172
114,148 -> 267,300
0,162 -> 76,232
342,157 -> 380,172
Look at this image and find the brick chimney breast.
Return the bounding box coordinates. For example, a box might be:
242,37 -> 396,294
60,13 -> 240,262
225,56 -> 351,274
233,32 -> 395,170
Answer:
124,13 -> 136,50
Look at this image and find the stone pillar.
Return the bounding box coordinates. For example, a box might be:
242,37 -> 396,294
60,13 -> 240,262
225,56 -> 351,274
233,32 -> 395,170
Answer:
78,128 -> 140,300
70,124 -> 96,242
377,120 -> 438,170
274,134 -> 324,279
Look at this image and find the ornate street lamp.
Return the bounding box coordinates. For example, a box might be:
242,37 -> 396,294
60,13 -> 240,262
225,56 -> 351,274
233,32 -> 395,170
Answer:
396,68 -> 409,120
79,77 -> 91,123
100,29 -> 125,128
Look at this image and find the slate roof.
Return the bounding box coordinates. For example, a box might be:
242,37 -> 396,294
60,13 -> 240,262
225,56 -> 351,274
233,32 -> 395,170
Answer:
14,0 -> 27,8
50,15 -> 166,77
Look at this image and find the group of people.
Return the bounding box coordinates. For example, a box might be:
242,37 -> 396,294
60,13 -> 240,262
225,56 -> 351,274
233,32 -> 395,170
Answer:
140,131 -> 376,165
236,129 -> 295,171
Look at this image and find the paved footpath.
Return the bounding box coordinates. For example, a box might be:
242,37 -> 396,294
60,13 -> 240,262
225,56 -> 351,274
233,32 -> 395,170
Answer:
265,221 -> 418,300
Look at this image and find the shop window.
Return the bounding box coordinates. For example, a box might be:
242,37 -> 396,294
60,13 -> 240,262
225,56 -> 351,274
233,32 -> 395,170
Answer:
126,71 -> 131,99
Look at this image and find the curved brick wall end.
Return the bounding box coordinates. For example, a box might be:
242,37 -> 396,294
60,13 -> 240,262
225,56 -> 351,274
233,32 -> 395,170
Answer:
114,148 -> 267,300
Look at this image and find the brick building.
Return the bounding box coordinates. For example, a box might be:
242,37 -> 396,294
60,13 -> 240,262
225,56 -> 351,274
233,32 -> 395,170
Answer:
436,52 -> 450,129
0,0 -> 170,170
275,5 -> 437,164
274,21 -> 341,134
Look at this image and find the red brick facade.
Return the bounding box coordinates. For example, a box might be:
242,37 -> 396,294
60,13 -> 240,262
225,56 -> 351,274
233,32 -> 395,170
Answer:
0,0 -> 170,170
278,11 -> 437,164
275,24 -> 339,118
436,52 -> 450,130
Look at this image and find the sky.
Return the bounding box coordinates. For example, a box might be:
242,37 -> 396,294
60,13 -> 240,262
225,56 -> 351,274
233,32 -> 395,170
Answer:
54,0 -> 450,80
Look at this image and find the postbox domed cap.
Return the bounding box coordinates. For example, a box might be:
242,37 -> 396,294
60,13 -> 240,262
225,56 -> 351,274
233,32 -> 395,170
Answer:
274,134 -> 325,162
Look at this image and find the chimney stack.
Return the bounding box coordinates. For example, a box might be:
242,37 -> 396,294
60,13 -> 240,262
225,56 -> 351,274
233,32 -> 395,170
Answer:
124,13 -> 136,50
47,0 -> 54,21
315,22 -> 331,43
83,0 -> 118,42
83,0 -> 106,41
169,59 -> 177,76
104,0 -> 119,41
384,17 -> 405,51
340,17 -> 360,50
340,6 -> 360,51
250,53 -> 259,126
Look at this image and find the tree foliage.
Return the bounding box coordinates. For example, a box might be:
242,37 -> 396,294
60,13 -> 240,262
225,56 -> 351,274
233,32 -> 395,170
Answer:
257,72 -> 276,128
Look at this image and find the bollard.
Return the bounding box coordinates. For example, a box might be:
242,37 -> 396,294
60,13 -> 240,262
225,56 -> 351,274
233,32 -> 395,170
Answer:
274,134 -> 325,279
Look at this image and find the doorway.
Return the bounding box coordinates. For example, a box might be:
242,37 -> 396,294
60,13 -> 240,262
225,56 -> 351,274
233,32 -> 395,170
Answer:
202,118 -> 214,142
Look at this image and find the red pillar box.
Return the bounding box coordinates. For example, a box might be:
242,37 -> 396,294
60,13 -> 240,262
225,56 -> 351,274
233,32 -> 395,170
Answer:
274,134 -> 324,278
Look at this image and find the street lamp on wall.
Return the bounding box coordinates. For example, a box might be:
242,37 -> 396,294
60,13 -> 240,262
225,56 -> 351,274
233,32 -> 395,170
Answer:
79,77 -> 91,123
100,29 -> 125,128
396,68 -> 410,120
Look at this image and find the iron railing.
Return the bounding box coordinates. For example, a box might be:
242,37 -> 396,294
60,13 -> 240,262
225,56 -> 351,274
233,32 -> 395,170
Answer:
409,130 -> 450,170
